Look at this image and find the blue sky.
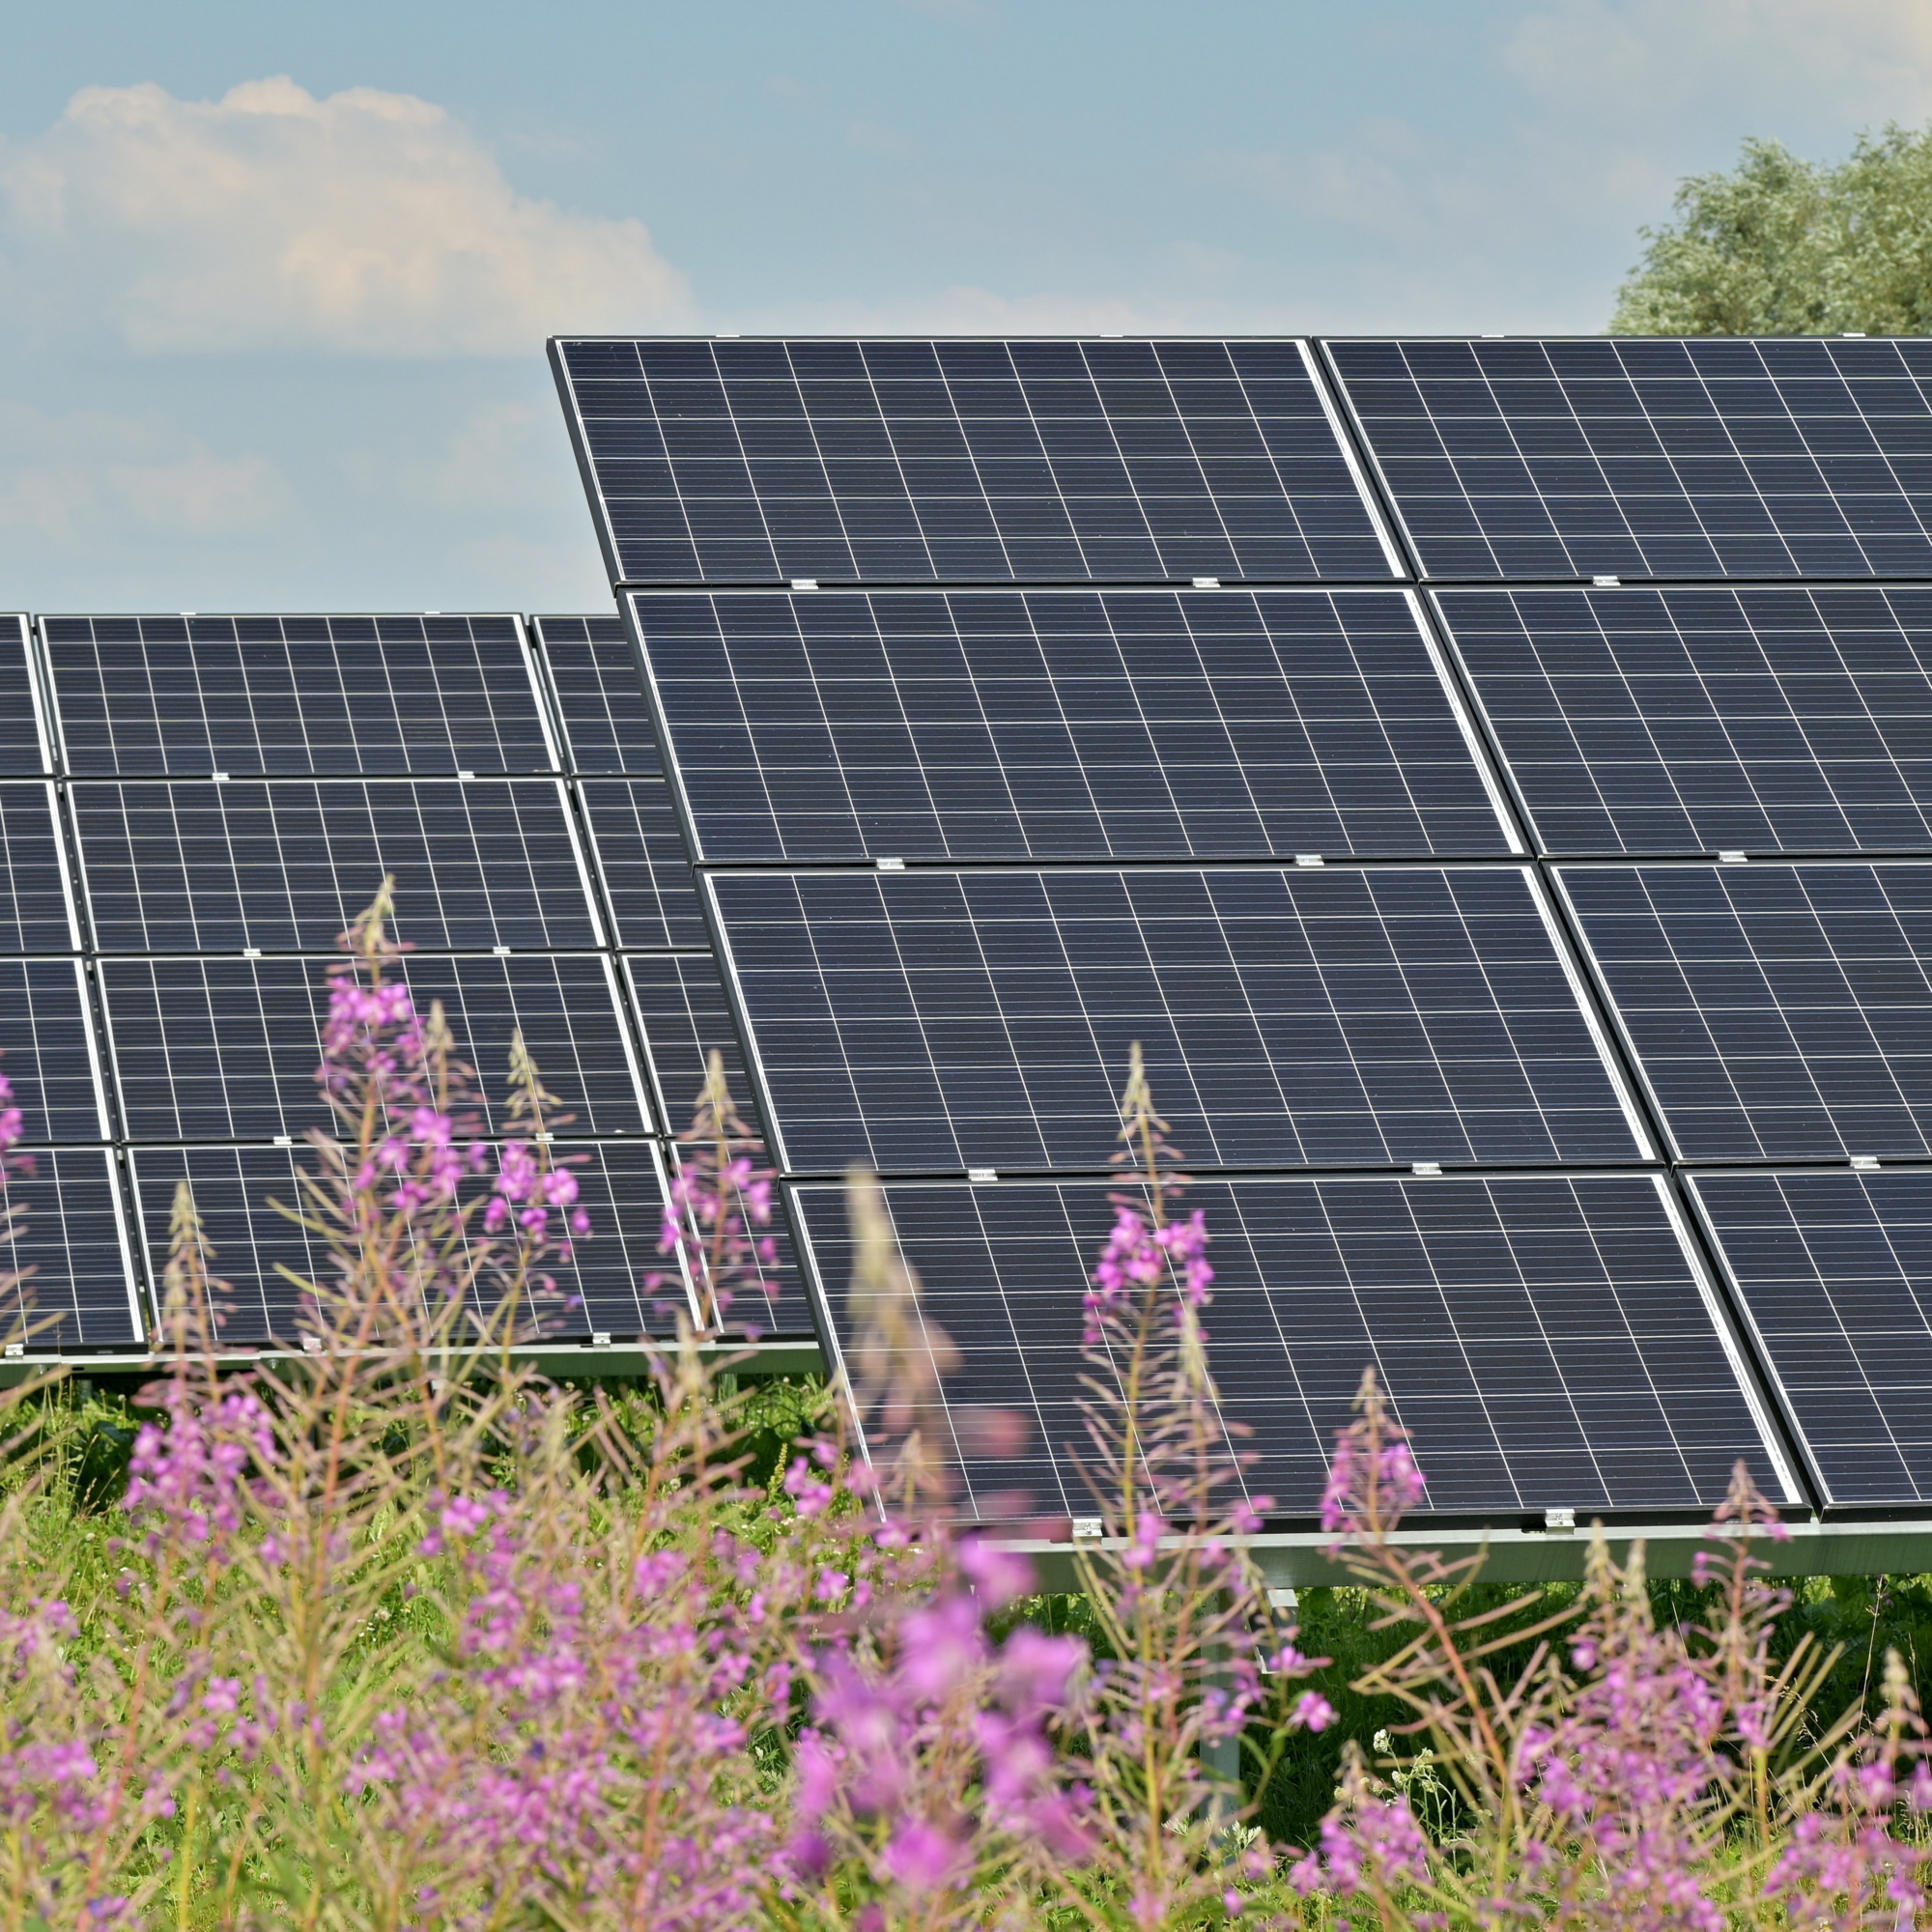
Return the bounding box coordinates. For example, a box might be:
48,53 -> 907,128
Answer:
2,0 -> 1927,611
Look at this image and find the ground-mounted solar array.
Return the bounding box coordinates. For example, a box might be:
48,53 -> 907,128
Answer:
0,610 -> 822,1352
554,332 -> 1932,1530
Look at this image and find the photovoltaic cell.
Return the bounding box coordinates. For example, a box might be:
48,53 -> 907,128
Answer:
1690,1168 -> 1932,1506
100,953 -> 651,1142
129,1140 -> 685,1346
0,784 -> 77,952
1561,861 -> 1932,1160
531,613 -> 662,775
0,1150 -> 138,1350
579,780 -> 704,948
633,587 -> 1515,863
554,337 -> 1397,586
1329,337 -> 1932,582
0,618 -> 48,775
790,1171 -> 1790,1521
71,779 -> 599,953
1439,585 -> 1932,856
0,960 -> 106,1143
42,615 -> 555,777
623,952 -> 762,1141
711,865 -> 1646,1175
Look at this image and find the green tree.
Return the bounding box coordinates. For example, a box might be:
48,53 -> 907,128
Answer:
1610,123 -> 1932,334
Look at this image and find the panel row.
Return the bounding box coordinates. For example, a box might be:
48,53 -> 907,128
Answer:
553,335 -> 1932,590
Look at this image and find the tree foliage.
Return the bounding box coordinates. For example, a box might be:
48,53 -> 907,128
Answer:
1610,124 -> 1932,335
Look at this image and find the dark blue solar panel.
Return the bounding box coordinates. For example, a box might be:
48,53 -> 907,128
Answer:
130,1140 -> 682,1347
100,953 -> 650,1142
1330,336 -> 1932,582
790,1171 -> 1790,1521
711,865 -> 1647,1175
43,615 -> 555,777
555,337 -> 1397,586
0,784 -> 76,952
1562,861 -> 1932,1160
0,960 -> 106,1143
633,586 -> 1514,863
1690,1168 -> 1932,1507
0,1149 -> 140,1350
531,613 -> 662,775
1439,585 -> 1932,856
579,780 -> 703,948
0,618 -> 49,776
72,780 -> 599,952
623,952 -> 761,1142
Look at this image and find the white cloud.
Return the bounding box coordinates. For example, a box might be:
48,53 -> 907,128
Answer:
0,76 -> 691,356
0,402 -> 292,543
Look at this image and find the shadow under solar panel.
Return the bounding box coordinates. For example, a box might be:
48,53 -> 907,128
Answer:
1690,1168 -> 1932,1507
710,864 -> 1649,1176
1438,584 -> 1932,857
1329,337 -> 1932,582
790,1171 -> 1794,1523
129,1140 -> 688,1346
1561,861 -> 1932,1161
631,586 -> 1518,863
554,337 -> 1399,587
71,779 -> 602,953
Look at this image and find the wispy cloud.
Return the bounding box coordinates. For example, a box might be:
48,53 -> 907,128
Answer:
0,76 -> 692,356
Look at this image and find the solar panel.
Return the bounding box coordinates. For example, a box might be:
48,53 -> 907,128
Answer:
129,1139 -> 687,1346
531,613 -> 662,775
579,780 -> 704,948
42,615 -> 556,777
0,784 -> 78,952
633,586 -> 1518,863
0,617 -> 50,775
99,953 -> 652,1142
1328,337 -> 1932,582
789,1170 -> 1793,1521
1689,1168 -> 1932,1507
71,778 -> 600,954
623,952 -> 762,1142
554,337 -> 1400,587
0,1149 -> 141,1350
709,864 -> 1649,1175
1560,861 -> 1932,1160
1439,585 -> 1932,857
0,960 -> 108,1143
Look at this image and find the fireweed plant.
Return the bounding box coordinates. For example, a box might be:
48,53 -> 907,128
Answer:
0,893 -> 1924,1928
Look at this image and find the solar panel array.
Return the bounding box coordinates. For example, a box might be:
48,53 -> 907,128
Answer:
0,610 -> 825,1352
567,333 -> 1932,1528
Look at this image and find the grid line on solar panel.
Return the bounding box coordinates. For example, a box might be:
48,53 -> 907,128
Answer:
530,613 -> 663,776
0,617 -> 51,776
99,952 -> 652,1142
623,952 -> 763,1142
0,1149 -> 142,1350
70,778 -> 603,953
40,615 -> 557,777
578,780 -> 704,948
1437,585 -> 1932,857
1687,1167 -> 1932,1507
1326,337 -> 1932,582
631,586 -> 1520,863
707,863 -> 1651,1177
1558,861 -> 1932,1162
789,1170 -> 1794,1521
0,783 -> 79,952
554,337 -> 1401,586
128,1140 -> 688,1347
